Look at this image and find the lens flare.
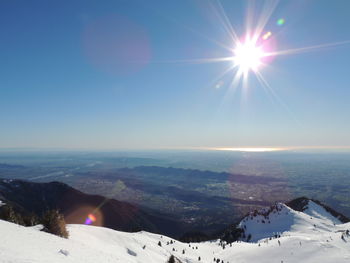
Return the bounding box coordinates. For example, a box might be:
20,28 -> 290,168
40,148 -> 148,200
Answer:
84,213 -> 97,225
262,31 -> 272,40
215,80 -> 224,89
82,14 -> 151,75
277,18 -> 285,26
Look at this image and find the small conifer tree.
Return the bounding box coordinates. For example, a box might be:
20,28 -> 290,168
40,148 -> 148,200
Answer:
168,255 -> 175,263
0,205 -> 25,225
41,209 -> 68,238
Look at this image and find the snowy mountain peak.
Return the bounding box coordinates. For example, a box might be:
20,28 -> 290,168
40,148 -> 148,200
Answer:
302,200 -> 342,225
286,197 -> 349,223
237,198 -> 346,243
238,203 -> 295,242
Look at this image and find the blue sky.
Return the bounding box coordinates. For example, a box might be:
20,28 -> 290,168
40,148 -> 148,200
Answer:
1,0 -> 350,149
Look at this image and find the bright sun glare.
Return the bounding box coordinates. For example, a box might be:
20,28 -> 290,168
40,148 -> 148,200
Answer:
233,39 -> 264,73
164,1 -> 350,126
213,147 -> 285,152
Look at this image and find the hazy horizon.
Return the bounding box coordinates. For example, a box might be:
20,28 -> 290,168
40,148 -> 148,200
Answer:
1,146 -> 350,153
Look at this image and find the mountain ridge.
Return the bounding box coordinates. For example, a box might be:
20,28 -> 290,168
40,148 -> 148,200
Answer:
0,178 -> 185,238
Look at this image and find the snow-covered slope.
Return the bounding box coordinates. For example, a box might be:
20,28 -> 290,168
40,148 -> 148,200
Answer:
1,200 -> 349,263
238,201 -> 342,242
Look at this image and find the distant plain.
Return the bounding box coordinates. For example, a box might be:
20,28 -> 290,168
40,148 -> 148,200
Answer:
0,149 -> 349,234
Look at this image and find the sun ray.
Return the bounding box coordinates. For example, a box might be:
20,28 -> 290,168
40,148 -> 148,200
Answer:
214,0 -> 240,43
245,0 -> 255,34
205,0 -> 240,45
241,69 -> 250,102
150,56 -> 234,64
210,63 -> 238,88
147,2 -> 235,52
266,40 -> 350,57
253,0 -> 280,42
254,70 -> 301,125
220,67 -> 243,109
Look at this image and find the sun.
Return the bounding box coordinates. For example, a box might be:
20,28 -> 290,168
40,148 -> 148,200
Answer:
163,1 -> 350,110
233,38 -> 265,73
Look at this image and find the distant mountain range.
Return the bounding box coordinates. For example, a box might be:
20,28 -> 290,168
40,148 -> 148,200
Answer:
0,163 -> 25,169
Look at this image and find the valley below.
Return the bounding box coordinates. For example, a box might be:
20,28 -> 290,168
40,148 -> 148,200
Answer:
1,150 -> 349,236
